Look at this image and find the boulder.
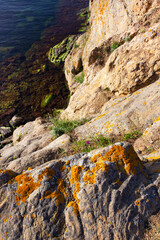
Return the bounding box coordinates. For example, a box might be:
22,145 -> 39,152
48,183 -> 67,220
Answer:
0,143 -> 159,239
134,118 -> 160,154
0,126 -> 12,139
9,115 -> 24,128
73,79 -> 160,139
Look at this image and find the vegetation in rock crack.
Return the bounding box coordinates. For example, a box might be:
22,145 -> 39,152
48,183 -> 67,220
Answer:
73,41 -> 79,49
60,135 -> 114,157
51,118 -> 88,138
124,36 -> 131,42
75,71 -> 85,84
121,130 -> 142,141
111,42 -> 120,52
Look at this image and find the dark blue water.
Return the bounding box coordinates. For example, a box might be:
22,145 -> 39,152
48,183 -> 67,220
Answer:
0,0 -> 88,61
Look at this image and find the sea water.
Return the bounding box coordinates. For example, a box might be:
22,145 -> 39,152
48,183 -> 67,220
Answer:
0,0 -> 88,61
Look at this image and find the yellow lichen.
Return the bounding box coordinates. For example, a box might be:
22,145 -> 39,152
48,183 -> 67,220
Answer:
45,191 -> 64,206
60,165 -> 66,172
14,173 -> 41,203
67,201 -> 79,215
91,153 -> 103,163
70,166 -> 83,185
104,145 -> 142,175
38,167 -> 55,181
83,170 -> 95,184
57,178 -> 68,197
135,200 -> 140,206
66,160 -> 70,165
84,154 -> 109,185
154,116 -> 160,122
14,167 -> 55,204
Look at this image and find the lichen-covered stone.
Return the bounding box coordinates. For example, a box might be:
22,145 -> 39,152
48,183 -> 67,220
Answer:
0,143 -> 159,239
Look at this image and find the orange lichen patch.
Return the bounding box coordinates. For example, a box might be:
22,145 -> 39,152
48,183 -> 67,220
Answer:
135,200 -> 140,206
133,92 -> 140,95
143,102 -> 147,105
38,167 -> 55,182
67,201 -> 79,215
66,160 -> 70,165
143,130 -> 148,136
44,190 -> 65,206
103,145 -> 142,175
83,170 -> 95,184
28,167 -> 32,170
31,213 -> 35,218
5,232 -> 8,235
146,199 -> 149,202
84,156 -> 109,185
4,218 -> 8,223
154,116 -> 160,122
70,166 -> 83,185
14,173 -> 41,203
91,153 -> 103,163
115,110 -> 126,116
60,165 -> 66,172
146,155 -> 160,160
57,178 -> 68,197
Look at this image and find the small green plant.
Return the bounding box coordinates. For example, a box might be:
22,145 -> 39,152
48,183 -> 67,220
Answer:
51,118 -> 88,138
111,42 -> 120,52
121,130 -> 142,141
75,71 -> 85,84
16,133 -> 22,142
141,29 -> 145,33
70,135 -> 114,155
105,87 -> 110,91
73,42 -> 79,49
93,135 -> 113,147
124,36 -> 131,42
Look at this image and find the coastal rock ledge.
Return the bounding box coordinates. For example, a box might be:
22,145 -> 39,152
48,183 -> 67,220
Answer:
0,0 -> 160,239
0,142 -> 159,240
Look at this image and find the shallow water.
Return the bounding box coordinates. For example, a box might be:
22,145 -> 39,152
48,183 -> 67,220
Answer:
0,0 -> 88,61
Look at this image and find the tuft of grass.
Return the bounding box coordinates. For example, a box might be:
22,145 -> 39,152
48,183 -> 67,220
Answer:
70,135 -> 114,155
51,118 -> 88,138
111,42 -> 120,52
75,71 -> 85,84
121,130 -> 142,141
124,36 -> 131,42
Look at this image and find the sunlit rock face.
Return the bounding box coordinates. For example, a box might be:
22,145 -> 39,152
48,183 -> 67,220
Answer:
62,0 -> 160,120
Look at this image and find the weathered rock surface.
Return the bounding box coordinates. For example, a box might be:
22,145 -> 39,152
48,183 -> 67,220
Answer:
73,79 -> 160,139
134,117 -> 160,154
61,1 -> 160,120
0,143 -> 159,240
0,118 -> 71,173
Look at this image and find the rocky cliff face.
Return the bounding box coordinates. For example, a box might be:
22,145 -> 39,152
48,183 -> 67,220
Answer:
61,0 -> 160,120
